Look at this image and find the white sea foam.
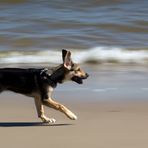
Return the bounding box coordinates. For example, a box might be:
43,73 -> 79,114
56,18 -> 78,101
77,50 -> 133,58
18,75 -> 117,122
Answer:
73,47 -> 148,64
0,47 -> 148,64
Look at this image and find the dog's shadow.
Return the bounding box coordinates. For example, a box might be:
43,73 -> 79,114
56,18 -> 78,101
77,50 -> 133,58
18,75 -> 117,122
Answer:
0,122 -> 73,127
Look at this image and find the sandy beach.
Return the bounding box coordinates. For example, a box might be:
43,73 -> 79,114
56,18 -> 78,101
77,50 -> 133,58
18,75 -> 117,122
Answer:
1,95 -> 148,148
0,65 -> 148,148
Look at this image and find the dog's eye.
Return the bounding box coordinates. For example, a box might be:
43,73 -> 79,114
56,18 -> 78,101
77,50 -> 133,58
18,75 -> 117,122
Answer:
74,68 -> 80,73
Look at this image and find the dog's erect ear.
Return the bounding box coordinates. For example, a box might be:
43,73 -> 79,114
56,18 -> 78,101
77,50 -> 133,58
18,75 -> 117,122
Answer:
62,49 -> 68,62
62,49 -> 72,70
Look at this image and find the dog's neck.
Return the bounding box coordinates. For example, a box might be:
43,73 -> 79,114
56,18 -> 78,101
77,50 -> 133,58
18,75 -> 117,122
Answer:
40,65 -> 66,88
50,65 -> 66,84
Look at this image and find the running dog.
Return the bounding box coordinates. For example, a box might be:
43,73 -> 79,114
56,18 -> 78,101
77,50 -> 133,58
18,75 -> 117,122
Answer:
0,49 -> 89,123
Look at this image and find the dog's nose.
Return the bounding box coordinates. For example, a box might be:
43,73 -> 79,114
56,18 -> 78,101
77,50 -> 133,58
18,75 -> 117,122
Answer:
86,73 -> 89,78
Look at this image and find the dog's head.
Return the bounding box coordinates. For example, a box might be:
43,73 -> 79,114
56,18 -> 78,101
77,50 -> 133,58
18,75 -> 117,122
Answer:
62,49 -> 89,84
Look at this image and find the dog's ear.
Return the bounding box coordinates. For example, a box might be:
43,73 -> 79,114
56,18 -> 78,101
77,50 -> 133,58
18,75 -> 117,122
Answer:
62,49 -> 67,62
62,49 -> 72,70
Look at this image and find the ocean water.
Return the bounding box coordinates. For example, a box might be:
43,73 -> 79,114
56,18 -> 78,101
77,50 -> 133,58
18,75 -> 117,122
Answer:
0,0 -> 148,64
55,66 -> 148,101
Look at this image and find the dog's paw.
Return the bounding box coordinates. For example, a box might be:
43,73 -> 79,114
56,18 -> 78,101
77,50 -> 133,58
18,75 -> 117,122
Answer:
71,114 -> 77,120
66,110 -> 78,120
45,118 -> 56,123
41,115 -> 56,123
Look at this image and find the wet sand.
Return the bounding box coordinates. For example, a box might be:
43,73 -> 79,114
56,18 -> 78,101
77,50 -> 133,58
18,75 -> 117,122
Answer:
0,94 -> 148,148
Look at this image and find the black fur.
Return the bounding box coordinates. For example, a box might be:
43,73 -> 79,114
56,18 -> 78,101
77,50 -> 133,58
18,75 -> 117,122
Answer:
0,66 -> 65,98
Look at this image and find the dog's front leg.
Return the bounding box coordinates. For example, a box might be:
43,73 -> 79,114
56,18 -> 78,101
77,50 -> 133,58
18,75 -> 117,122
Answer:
42,98 -> 77,120
34,97 -> 56,123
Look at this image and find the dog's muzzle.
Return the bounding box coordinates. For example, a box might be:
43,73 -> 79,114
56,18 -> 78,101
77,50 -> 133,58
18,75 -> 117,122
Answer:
72,73 -> 89,84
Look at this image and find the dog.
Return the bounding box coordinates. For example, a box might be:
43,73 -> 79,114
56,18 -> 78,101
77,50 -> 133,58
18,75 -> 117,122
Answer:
0,49 -> 89,123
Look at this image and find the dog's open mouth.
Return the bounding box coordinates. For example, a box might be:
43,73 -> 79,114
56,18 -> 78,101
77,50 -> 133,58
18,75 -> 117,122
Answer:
72,76 -> 83,84
71,75 -> 88,84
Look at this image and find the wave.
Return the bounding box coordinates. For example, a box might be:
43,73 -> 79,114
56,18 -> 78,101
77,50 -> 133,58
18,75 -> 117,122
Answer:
0,47 -> 148,65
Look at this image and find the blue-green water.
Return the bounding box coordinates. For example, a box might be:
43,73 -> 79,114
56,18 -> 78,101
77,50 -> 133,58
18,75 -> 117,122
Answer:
0,0 -> 148,64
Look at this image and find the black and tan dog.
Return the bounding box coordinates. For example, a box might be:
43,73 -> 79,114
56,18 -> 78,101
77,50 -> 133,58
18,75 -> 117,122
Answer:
0,49 -> 88,123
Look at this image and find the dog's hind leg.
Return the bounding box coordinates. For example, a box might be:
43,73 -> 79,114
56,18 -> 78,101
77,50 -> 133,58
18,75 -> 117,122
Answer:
34,96 -> 56,123
42,98 -> 77,120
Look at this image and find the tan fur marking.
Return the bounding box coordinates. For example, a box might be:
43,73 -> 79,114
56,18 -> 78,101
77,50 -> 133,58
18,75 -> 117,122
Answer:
43,99 -> 77,120
34,96 -> 56,123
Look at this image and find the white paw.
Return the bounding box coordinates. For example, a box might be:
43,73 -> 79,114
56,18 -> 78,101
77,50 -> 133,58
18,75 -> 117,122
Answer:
41,115 -> 56,123
47,118 -> 56,123
67,110 -> 78,120
71,114 -> 77,120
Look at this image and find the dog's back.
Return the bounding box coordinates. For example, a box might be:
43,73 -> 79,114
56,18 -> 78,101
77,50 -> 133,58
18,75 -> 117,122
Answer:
0,68 -> 41,94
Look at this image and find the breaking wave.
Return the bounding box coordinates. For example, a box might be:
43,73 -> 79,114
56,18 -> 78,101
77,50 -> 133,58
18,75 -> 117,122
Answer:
0,47 -> 148,65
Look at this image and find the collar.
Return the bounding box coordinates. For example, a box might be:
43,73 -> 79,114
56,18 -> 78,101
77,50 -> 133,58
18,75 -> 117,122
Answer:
40,68 -> 57,88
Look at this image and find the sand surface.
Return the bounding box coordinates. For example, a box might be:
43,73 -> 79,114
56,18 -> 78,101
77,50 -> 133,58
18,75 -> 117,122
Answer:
0,94 -> 148,148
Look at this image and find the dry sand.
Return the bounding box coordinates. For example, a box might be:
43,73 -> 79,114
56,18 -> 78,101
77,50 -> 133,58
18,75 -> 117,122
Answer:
0,93 -> 148,148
